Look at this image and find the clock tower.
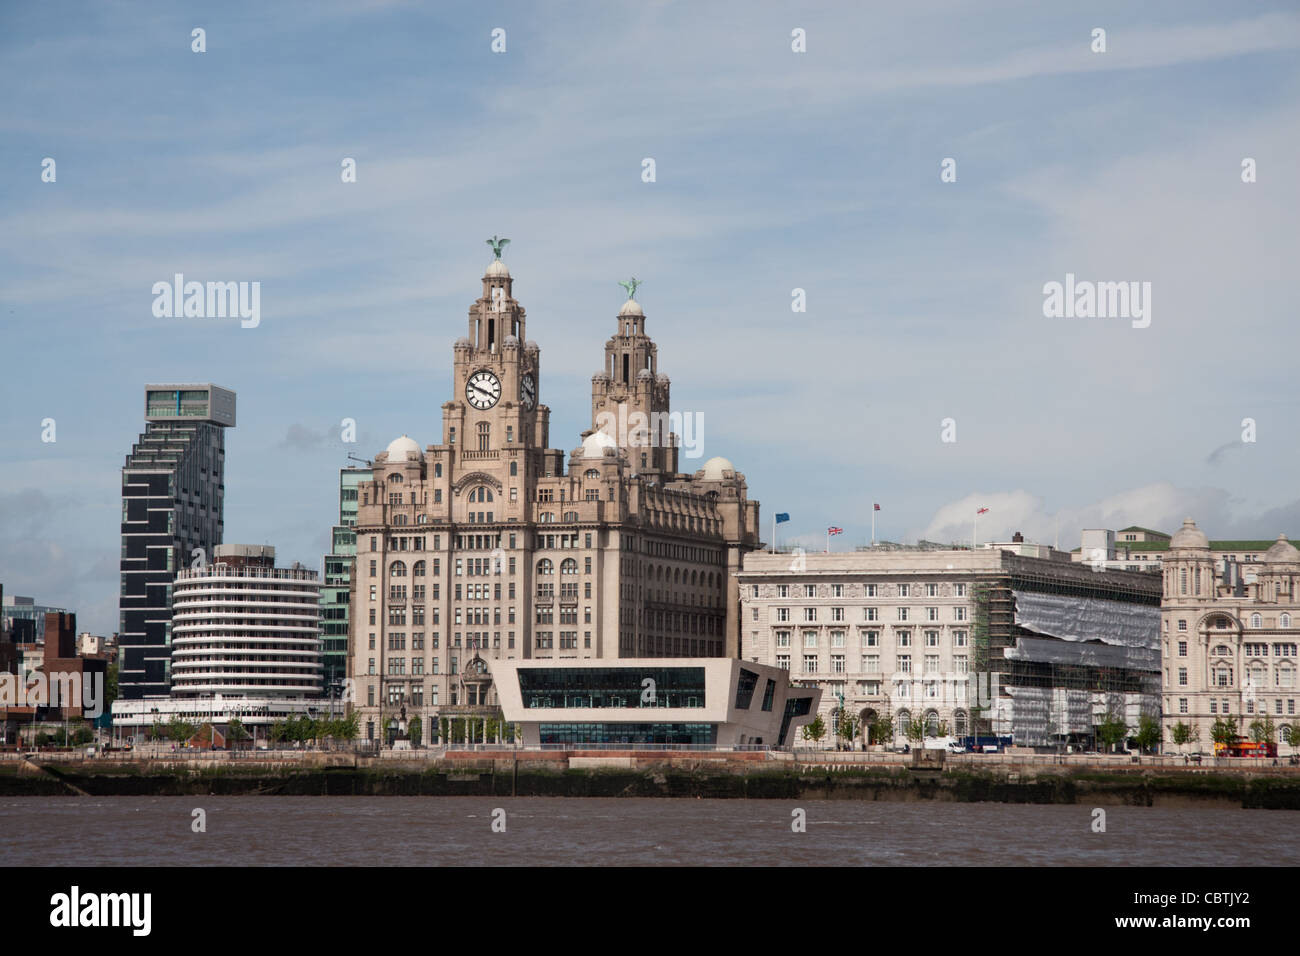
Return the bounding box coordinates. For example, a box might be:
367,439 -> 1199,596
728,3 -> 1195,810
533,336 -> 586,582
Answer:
442,249 -> 551,461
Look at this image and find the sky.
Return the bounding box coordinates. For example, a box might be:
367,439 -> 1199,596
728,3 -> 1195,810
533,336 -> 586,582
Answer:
2,1 -> 1299,636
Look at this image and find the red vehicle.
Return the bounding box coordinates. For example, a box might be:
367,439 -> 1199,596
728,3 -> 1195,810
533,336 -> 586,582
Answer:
1214,739 -> 1278,758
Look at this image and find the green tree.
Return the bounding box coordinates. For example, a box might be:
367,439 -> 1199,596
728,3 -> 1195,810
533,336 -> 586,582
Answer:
1248,713 -> 1277,746
1095,712 -> 1129,753
269,719 -> 289,744
104,660 -> 119,711
837,711 -> 861,746
936,720 -> 951,738
867,714 -> 894,746
408,715 -> 422,747
1286,723 -> 1300,756
802,714 -> 827,745
1171,721 -> 1198,753
905,717 -> 927,748
1210,716 -> 1239,751
1134,713 -> 1162,754
166,718 -> 196,745
227,718 -> 250,749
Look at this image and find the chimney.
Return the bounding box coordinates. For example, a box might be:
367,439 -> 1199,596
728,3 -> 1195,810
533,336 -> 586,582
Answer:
1012,531 -> 1024,543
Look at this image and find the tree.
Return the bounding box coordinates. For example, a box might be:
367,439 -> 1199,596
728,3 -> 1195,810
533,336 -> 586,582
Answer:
1095,712 -> 1129,753
227,719 -> 250,749
1210,716 -> 1239,751
1134,713 -> 1162,754
1248,713 -> 1276,746
837,711 -> 861,746
867,714 -> 894,746
166,718 -> 196,745
408,715 -> 422,747
802,714 -> 827,745
269,719 -> 290,745
1287,723 -> 1300,757
105,660 -> 119,711
936,720 -> 951,738
905,717 -> 927,748
1171,721 -> 1198,753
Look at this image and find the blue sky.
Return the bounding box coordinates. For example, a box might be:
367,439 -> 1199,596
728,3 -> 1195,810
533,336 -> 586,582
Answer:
2,1 -> 1299,635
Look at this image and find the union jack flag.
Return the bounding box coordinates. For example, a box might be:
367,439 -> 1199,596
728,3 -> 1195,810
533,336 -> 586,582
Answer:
976,507 -> 989,515
828,526 -> 844,535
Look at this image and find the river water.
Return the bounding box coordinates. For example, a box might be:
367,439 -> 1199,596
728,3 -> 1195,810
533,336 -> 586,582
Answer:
1,797 -> 1295,866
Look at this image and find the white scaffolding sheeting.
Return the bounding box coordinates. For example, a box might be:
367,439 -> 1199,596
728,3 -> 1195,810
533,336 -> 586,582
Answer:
1013,590 -> 1158,654
1005,635 -> 1158,671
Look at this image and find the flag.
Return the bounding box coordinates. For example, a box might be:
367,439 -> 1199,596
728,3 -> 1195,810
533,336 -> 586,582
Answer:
976,507 -> 989,515
775,513 -> 790,524
873,503 -> 880,511
828,527 -> 843,535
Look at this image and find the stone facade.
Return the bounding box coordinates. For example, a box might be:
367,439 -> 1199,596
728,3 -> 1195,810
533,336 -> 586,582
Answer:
1160,518 -> 1300,746
347,256 -> 760,745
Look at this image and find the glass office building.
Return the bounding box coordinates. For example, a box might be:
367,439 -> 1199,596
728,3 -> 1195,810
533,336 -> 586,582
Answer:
320,466 -> 371,694
118,384 -> 235,700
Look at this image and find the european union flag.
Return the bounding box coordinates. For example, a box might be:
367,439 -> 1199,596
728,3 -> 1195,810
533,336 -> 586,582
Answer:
775,513 -> 790,523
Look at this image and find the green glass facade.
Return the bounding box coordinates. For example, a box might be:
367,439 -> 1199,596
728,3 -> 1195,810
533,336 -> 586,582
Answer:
320,466 -> 370,694
538,722 -> 717,745
519,666 -> 706,709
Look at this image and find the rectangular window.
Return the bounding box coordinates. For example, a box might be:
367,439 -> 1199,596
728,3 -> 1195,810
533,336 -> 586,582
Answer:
926,583 -> 938,597
898,655 -> 911,674
802,655 -> 818,673
1178,667 -> 1188,686
863,607 -> 878,621
804,608 -> 817,622
953,630 -> 967,647
777,585 -> 789,598
953,607 -> 967,622
897,630 -> 910,647
804,584 -> 816,598
864,584 -> 877,597
831,655 -> 845,674
831,584 -> 843,598
926,607 -> 938,621
897,607 -> 908,621
776,655 -> 790,670
1178,641 -> 1187,657
803,631 -> 818,648
864,655 -> 880,673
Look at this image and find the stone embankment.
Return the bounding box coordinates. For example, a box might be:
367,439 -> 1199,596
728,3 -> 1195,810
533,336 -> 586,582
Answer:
1,750 -> 1297,808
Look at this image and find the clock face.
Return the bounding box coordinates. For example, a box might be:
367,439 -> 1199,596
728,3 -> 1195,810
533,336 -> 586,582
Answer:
466,370 -> 501,409
521,373 -> 537,411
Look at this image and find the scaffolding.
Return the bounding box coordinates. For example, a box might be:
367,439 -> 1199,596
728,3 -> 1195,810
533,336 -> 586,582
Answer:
971,564 -> 1161,745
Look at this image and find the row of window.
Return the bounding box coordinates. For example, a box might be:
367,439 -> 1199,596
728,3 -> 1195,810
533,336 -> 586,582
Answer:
1171,613 -> 1298,630
1174,697 -> 1297,716
752,583 -> 969,599
763,606 -> 969,623
772,629 -> 968,647
774,654 -> 969,675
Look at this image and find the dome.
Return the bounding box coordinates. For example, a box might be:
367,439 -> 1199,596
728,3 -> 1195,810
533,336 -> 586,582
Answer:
525,340 -> 539,352
591,372 -> 611,383
618,299 -> 644,317
700,456 -> 735,480
637,368 -> 654,381
386,435 -> 423,462
1264,534 -> 1300,563
503,334 -> 519,348
454,336 -> 471,348
486,259 -> 510,278
1169,518 -> 1209,550
581,431 -> 619,459
655,373 -> 670,385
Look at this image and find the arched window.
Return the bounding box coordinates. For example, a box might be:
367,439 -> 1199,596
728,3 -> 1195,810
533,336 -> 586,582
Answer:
390,561 -> 407,578
584,469 -> 600,479
435,463 -> 442,477
924,710 -> 940,735
537,559 -> 554,575
560,558 -> 578,576
953,709 -> 968,737
1251,613 -> 1263,629
1213,645 -> 1231,656
896,709 -> 911,730
389,473 -> 404,484
413,561 -> 426,577
1282,613 -> 1292,629
510,461 -> 518,476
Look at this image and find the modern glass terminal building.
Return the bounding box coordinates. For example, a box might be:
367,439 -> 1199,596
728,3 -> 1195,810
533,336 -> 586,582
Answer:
492,658 -> 819,748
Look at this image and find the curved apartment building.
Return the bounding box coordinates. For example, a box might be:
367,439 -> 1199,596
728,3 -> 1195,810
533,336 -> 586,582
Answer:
170,544 -> 323,698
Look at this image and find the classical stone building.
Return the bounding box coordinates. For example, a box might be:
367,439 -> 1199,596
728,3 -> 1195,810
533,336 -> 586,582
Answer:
737,546 -> 1161,748
1160,519 -> 1299,746
347,251 -> 760,745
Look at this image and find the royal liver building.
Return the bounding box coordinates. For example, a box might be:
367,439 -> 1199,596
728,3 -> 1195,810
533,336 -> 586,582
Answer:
347,243 -> 761,744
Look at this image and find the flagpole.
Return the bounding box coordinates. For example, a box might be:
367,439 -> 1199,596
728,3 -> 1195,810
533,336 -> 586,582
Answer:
871,508 -> 876,547
771,512 -> 775,554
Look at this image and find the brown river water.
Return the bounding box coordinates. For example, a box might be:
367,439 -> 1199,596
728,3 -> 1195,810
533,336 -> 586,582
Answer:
1,798 -> 1296,866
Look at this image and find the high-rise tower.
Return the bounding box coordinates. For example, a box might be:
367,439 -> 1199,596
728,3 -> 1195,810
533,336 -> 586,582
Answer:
118,384 -> 235,700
